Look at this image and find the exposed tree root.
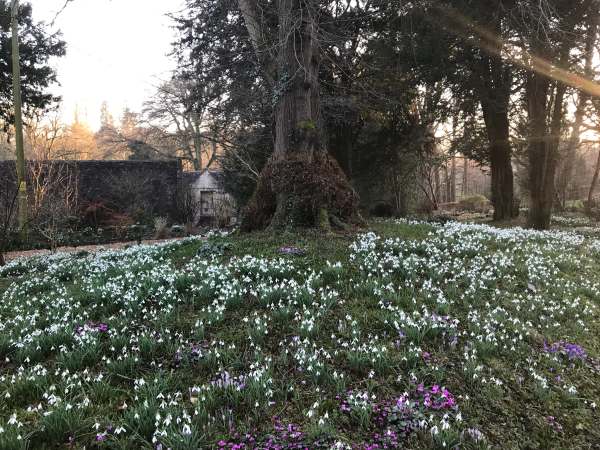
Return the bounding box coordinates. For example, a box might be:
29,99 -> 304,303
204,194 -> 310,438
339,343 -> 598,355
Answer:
241,152 -> 363,232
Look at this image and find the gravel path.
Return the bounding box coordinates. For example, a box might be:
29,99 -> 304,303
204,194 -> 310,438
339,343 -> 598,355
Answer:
3,237 -> 187,262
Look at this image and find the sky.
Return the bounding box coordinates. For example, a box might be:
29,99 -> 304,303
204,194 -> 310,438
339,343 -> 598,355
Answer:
29,0 -> 184,131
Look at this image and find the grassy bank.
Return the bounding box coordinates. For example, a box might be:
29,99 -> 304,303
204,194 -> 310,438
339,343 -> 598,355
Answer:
0,220 -> 599,449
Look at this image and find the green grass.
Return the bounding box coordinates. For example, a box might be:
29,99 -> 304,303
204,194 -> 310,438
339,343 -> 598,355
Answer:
0,221 -> 599,449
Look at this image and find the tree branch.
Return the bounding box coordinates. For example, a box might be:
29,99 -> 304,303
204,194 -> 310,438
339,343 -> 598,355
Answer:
238,0 -> 276,85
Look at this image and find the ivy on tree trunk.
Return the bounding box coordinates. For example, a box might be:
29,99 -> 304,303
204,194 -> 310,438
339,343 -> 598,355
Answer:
238,0 -> 360,231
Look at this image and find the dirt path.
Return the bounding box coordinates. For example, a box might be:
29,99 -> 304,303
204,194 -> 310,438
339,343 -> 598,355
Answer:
3,237 -> 186,263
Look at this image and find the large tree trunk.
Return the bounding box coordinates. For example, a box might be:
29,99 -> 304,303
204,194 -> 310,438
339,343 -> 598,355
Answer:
482,110 -> 515,221
474,13 -> 516,221
527,73 -> 565,229
239,0 -> 360,231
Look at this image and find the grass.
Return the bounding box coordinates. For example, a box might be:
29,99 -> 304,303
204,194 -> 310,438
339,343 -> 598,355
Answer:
0,220 -> 599,449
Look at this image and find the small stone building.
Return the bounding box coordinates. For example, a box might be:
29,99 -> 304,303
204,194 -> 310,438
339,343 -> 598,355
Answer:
181,170 -> 236,226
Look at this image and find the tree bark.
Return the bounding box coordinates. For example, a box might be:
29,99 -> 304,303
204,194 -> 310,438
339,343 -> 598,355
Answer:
524,23 -> 574,230
527,73 -> 566,230
482,110 -> 514,221
473,13 -> 516,221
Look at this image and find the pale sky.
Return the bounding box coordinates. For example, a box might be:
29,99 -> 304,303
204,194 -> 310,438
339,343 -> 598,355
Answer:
29,0 -> 184,131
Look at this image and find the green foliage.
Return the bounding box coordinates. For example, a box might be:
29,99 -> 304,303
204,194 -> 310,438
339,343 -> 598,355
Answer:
0,1 -> 66,128
196,241 -> 231,259
459,195 -> 490,212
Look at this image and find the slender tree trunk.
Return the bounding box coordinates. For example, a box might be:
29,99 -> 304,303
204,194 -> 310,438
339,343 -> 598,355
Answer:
192,133 -> 202,171
450,156 -> 456,203
462,157 -> 468,197
557,18 -> 597,208
444,165 -> 451,204
434,168 -> 441,207
587,149 -> 600,215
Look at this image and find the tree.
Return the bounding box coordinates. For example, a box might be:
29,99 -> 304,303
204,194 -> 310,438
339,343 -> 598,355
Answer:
517,1 -> 596,229
143,80 -> 219,171
96,103 -> 130,160
100,101 -> 114,130
403,1 -> 518,220
556,15 -> 598,209
239,0 -> 364,230
24,111 -> 65,160
175,0 -> 362,230
0,1 -> 65,130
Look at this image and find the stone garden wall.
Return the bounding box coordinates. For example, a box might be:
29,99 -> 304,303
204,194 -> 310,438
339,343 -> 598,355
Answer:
0,159 -> 182,220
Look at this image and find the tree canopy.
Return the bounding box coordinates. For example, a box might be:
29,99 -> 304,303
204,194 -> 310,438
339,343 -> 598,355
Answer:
0,1 -> 66,132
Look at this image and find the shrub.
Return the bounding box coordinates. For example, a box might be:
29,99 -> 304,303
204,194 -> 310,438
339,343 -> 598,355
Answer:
174,185 -> 201,229
105,170 -> 154,222
154,217 -> 169,239
458,195 -> 490,213
171,224 -> 185,236
566,199 -> 585,213
214,195 -> 236,228
370,201 -> 395,218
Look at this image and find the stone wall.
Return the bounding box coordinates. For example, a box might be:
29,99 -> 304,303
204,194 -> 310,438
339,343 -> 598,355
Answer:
0,160 -> 182,220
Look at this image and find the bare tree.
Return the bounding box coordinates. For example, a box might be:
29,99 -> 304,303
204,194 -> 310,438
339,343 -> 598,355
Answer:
29,161 -> 78,251
143,80 -> 220,171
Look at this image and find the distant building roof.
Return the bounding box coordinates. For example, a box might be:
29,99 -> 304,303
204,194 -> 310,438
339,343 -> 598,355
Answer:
182,169 -> 225,190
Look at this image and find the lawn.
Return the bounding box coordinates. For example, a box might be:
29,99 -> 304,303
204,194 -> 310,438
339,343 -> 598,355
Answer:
0,220 -> 599,449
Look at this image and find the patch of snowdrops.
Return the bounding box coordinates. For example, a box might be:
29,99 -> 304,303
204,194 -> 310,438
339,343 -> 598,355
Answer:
0,220 -> 599,448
